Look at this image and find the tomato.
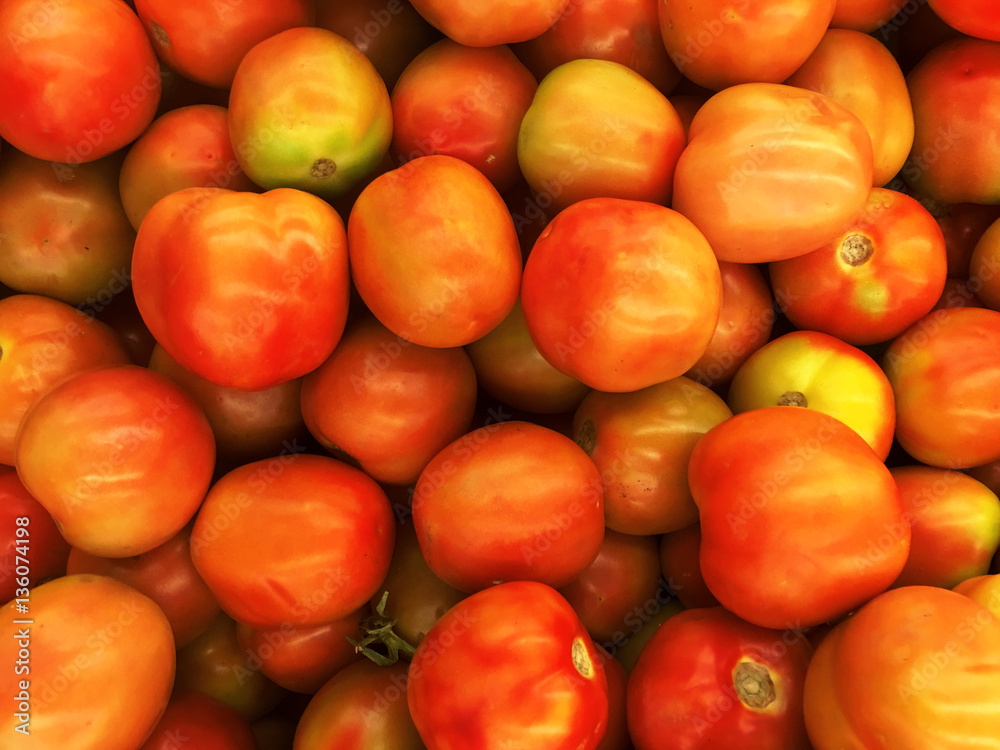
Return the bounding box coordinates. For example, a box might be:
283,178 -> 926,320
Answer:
0,574 -> 174,748
882,308 -> 1000,468
659,523 -> 720,609
94,289 -> 158,366
890,466 -> 1000,589
228,27 -> 392,198
0,149 -> 135,305
191,454 -> 395,629
689,407 -> 909,629
926,0 -> 1000,41
131,187 -> 350,391
391,40 -> 537,193
407,581 -> 609,749
521,198 -> 722,393
905,38 -> 1000,203
593,646 -> 630,750
830,0 -> 901,31
726,330 -> 896,460
572,376 -> 732,534
294,660 -> 423,749
971,216 -> 1000,310
66,526 -> 220,648
937,202 -> 1000,279
512,0 -> 681,94
0,294 -> 132,466
558,529 -> 663,643
517,60 -> 685,211
300,315 -> 478,485
934,277 -> 986,311
348,155 -> 521,347
133,0 -> 313,88
803,586 -> 1000,749
673,83 -> 874,264
628,607 -> 814,750
406,0 -> 570,46
685,261 -> 774,388
139,691 -> 257,750
413,420 -> 603,591
953,574 -> 1000,616
119,104 -> 258,231
0,467 -> 70,604
784,29 -> 913,187
611,594 -> 686,674
658,0 -> 835,90
0,0 -> 160,163
15,365 -> 215,558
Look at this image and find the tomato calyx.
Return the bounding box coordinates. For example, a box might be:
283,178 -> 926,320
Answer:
348,591 -> 417,666
732,660 -> 776,710
840,234 -> 874,266
777,390 -> 808,407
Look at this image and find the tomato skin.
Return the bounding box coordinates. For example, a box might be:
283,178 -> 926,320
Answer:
883,308 -> 1000,468
15,365 -> 217,558
689,407 -> 909,629
0,0 -> 160,163
939,202 -> 1000,279
407,581 -> 609,750
830,0 -> 901,31
803,586 -> 1000,749
0,574 -> 175,748
131,187 -> 350,391
971,216 -> 1000,311
628,607 -> 814,750
391,40 -> 537,194
926,0 -> 1000,41
139,691 -> 257,750
517,60 -> 685,211
953,574 -> 1000,616
659,524 -> 720,609
407,0 -> 569,47
673,83 -> 874,264
572,376 -> 732,535
0,294 -> 132,466
134,0 -> 313,88
521,198 -> 722,393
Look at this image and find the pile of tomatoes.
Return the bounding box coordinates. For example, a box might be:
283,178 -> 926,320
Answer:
2,0 -> 1000,748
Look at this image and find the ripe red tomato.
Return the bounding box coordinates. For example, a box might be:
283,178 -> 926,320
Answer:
131,187 -> 350,390
926,0 -> 1000,41
139,691 -> 257,750
659,524 -> 720,609
0,0 -> 161,163
407,581 -> 609,749
406,0 -> 570,46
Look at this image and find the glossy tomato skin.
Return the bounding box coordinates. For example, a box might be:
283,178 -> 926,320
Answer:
407,581 -> 609,750
0,575 -> 175,748
0,0 -> 160,163
927,0 -> 1000,41
15,365 -> 216,558
413,421 -> 604,592
0,294 -> 132,466
803,586 -> 1000,749
673,83 -> 874,264
407,0 -> 569,46
391,40 -> 537,193
521,198 -> 722,393
191,454 -> 395,629
132,187 -> 350,390
134,0 -> 313,88
628,607 -> 814,750
883,308 -> 1000,468
769,188 -> 947,346
139,691 -> 257,750
689,407 -> 909,629
0,467 -> 70,603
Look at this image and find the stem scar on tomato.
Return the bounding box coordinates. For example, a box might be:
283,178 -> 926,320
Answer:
840,234 -> 875,266
732,660 -> 776,710
777,391 -> 807,407
571,637 -> 594,679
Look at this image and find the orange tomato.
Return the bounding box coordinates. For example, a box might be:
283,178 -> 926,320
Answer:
406,0 -> 570,46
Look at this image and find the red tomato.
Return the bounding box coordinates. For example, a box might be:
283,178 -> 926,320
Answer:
659,523 -> 720,609
689,407 -> 909,629
803,586 -> 1000,748
673,83 -> 874,263
94,289 -> 158,366
413,420 -> 604,592
0,467 -> 70,604
348,155 -> 522,347
934,277 -> 986,311
15,365 -> 216,558
66,526 -> 220,648
133,0 -> 313,88
407,0 -> 570,46
658,0 -> 836,90
926,0 -> 1000,41
937,202 -> 1000,279
131,187 -> 350,390
595,645 -> 631,750
407,581 -> 609,749
628,607 -> 814,750
830,0 -> 902,31
139,691 -> 257,750
391,40 -> 537,193
521,198 -> 722,393
883,308 -> 1000,468
0,575 -> 175,747
300,316 -> 478,485
0,0 -> 160,163
191,454 -> 395,629
971,216 -> 1000,311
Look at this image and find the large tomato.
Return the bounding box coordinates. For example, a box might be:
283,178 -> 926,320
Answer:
0,0 -> 160,163
689,407 -> 909,629
926,0 -> 1000,41
131,187 -> 350,391
407,581 -> 609,750
139,691 -> 257,750
672,83 -> 873,264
